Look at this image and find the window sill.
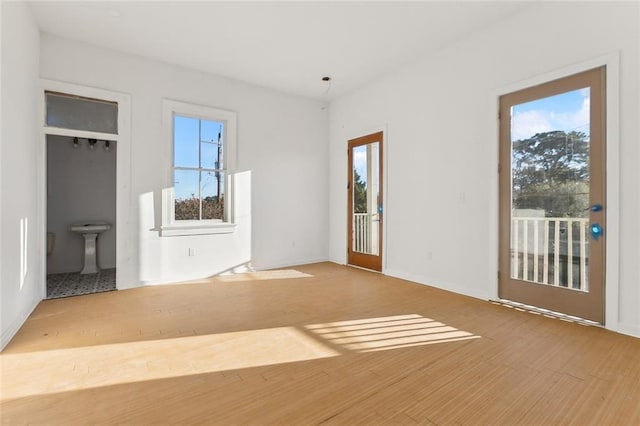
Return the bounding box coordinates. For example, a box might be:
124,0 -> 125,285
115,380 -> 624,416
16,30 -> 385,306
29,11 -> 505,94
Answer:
160,222 -> 237,237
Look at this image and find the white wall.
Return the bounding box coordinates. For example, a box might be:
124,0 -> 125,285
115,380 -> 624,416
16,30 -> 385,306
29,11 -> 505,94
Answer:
40,34 -> 329,287
1,2 -> 42,349
46,135 -> 117,273
329,2 -> 640,336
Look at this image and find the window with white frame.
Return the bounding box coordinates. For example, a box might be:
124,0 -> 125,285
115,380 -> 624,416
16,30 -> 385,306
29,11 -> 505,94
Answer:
162,100 -> 237,235
173,115 -> 225,220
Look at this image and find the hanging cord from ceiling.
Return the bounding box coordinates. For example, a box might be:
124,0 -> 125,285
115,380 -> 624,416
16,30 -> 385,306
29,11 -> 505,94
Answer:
322,76 -> 332,95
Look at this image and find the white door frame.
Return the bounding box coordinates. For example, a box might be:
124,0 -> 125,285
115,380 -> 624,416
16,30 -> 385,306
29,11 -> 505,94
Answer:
38,79 -> 132,296
492,52 -> 620,331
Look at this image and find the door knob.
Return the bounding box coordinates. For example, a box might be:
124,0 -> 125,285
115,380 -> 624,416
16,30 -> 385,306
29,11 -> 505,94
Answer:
590,223 -> 603,241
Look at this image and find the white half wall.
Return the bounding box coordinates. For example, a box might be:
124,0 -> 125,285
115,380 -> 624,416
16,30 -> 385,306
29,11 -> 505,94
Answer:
329,2 -> 640,336
1,2 -> 42,349
40,34 -> 329,287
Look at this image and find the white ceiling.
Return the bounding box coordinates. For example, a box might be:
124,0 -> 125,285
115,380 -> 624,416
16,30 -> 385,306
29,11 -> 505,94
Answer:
28,1 -> 528,101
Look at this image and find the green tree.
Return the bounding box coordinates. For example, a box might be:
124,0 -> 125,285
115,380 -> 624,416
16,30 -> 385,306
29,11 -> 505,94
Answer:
353,169 -> 367,213
512,130 -> 589,217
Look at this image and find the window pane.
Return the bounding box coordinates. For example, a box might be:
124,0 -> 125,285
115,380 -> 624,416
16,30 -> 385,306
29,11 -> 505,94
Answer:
201,120 -> 223,170
174,115 -> 199,168
200,120 -> 221,145
202,171 -> 224,220
46,92 -> 118,134
174,169 -> 200,220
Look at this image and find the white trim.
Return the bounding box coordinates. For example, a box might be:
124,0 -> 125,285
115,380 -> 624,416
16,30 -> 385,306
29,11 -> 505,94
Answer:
385,268 -> 491,301
43,127 -> 117,141
603,54 -> 621,334
161,99 -> 237,233
251,257 -> 330,272
0,0 -> 3,349
39,79 -> 133,292
160,222 -> 237,237
494,54 -> 618,97
0,297 -> 39,351
162,98 -> 237,172
491,52 -> 621,331
616,322 -> 640,339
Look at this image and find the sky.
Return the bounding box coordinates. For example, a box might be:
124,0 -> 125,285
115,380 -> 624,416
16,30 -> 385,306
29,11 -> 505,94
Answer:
173,88 -> 586,201
352,143 -> 379,189
173,115 -> 224,200
511,87 -> 590,141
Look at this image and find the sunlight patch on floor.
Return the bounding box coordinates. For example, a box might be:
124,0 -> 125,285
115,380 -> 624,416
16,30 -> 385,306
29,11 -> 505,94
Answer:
216,269 -> 314,282
305,314 -> 480,352
1,313 -> 479,401
0,326 -> 337,401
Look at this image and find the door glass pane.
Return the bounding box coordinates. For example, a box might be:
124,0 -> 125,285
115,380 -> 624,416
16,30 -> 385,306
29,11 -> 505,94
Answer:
352,142 -> 380,255
46,92 -> 118,134
510,88 -> 590,291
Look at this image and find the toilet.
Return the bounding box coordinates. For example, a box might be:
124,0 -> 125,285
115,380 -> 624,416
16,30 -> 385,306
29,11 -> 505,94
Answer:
47,232 -> 55,256
69,221 -> 111,274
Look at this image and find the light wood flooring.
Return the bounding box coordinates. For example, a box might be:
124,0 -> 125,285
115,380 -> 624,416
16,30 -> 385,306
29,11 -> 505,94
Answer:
1,262 -> 639,424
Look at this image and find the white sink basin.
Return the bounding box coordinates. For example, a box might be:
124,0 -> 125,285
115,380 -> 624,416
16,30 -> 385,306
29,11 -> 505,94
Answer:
69,221 -> 111,234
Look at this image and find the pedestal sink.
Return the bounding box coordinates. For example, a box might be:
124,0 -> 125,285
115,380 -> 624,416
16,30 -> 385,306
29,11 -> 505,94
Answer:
69,221 -> 111,274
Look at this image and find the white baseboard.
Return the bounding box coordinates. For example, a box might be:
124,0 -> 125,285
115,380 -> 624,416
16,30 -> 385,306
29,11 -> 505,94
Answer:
252,257 -> 330,272
131,258 -> 331,287
1,298 -> 40,352
384,268 -> 491,301
611,322 -> 640,339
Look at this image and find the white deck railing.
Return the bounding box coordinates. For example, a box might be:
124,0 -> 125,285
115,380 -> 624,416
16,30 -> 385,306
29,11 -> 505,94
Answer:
354,213 -> 371,253
511,217 -> 589,291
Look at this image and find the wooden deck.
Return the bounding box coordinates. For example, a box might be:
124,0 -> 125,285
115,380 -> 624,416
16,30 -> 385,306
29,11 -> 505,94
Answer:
1,262 -> 638,424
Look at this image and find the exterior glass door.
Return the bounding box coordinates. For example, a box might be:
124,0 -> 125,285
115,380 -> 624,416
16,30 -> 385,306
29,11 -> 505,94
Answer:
348,132 -> 383,271
499,67 -> 606,323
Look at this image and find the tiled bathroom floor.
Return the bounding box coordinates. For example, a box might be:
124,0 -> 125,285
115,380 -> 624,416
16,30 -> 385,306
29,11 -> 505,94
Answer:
46,268 -> 116,299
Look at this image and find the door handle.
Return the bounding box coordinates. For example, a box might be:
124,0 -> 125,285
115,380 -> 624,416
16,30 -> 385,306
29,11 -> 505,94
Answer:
590,223 -> 603,241
588,204 -> 603,212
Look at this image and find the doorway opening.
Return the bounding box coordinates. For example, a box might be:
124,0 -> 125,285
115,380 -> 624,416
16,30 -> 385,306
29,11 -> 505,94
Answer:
347,131 -> 383,272
44,91 -> 119,299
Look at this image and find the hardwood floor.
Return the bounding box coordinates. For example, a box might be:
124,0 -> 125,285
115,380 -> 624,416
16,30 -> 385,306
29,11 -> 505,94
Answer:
1,262 -> 639,424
